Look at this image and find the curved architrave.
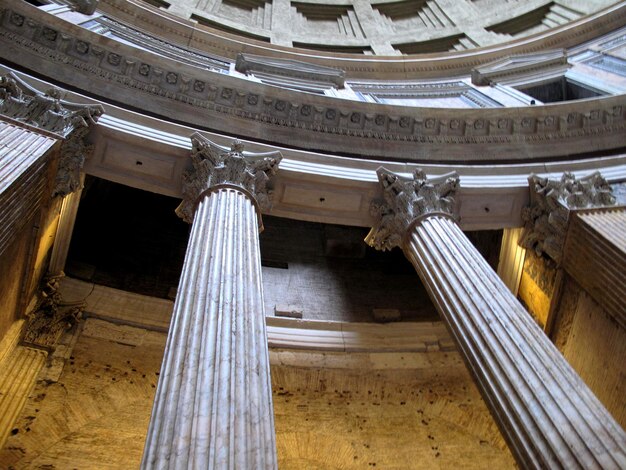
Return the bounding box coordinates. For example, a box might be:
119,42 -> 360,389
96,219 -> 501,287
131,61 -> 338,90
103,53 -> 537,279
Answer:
5,64 -> 626,230
1,4 -> 626,162
98,0 -> 626,79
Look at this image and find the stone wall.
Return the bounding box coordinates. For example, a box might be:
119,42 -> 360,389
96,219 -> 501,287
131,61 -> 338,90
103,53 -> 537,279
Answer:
551,276 -> 626,429
517,250 -> 556,328
1,316 -> 515,469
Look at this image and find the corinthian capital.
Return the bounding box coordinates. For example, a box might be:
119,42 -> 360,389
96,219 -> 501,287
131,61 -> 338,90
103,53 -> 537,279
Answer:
0,73 -> 103,138
520,171 -> 616,264
0,74 -> 103,197
176,133 -> 282,223
365,168 -> 460,251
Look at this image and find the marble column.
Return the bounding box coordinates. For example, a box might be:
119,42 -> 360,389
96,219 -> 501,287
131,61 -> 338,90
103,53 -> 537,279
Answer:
366,168 -> 626,469
142,134 -> 282,469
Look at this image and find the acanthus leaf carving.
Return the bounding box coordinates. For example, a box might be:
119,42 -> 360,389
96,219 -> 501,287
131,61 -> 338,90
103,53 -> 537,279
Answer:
0,73 -> 104,197
365,168 -> 460,251
22,273 -> 85,351
520,171 -> 617,264
0,73 -> 103,137
176,133 -> 282,223
53,125 -> 95,197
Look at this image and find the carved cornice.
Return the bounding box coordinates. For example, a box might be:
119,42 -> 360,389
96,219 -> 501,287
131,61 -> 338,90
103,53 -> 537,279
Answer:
365,168 -> 460,251
176,133 -> 282,223
1,5 -> 626,162
96,17 -> 229,73
235,53 -> 345,88
520,171 -> 617,264
471,49 -> 570,86
98,0 -> 626,78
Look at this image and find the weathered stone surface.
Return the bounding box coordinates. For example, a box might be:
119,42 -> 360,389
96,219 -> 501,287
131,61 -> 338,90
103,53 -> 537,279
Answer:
368,168 -> 626,469
176,133 -> 282,223
1,317 -> 517,470
0,345 -> 46,451
143,139 -> 282,469
272,355 -> 516,469
365,167 -> 459,251
0,318 -> 166,469
520,171 -> 616,264
552,280 -> 626,430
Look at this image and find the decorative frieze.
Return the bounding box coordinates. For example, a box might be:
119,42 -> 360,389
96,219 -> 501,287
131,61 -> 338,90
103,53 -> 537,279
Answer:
176,133 -> 282,223
365,168 -> 459,251
520,171 -> 616,264
1,6 -> 625,161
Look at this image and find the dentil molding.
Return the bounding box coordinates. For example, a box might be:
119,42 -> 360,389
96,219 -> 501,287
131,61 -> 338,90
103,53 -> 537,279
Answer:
1,3 -> 626,162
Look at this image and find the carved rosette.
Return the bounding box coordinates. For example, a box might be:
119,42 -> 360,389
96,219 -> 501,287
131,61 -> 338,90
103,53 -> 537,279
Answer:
520,171 -> 616,264
0,73 -> 103,197
365,168 -> 460,251
176,132 -> 282,223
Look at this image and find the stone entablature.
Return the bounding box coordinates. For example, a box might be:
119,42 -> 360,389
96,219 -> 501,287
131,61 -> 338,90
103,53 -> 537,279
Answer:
5,64 -> 626,232
96,0 -> 626,79
1,4 -> 626,162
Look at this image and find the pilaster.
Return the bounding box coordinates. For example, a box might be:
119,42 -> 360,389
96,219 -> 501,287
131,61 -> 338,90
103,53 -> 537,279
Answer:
48,174 -> 85,275
496,227 -> 526,296
0,73 -> 102,263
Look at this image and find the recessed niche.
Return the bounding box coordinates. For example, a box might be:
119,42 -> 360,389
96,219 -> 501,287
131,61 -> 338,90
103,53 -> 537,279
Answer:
191,13 -> 271,41
486,2 -> 580,37
291,3 -> 365,38
374,0 -> 453,30
517,77 -> 604,103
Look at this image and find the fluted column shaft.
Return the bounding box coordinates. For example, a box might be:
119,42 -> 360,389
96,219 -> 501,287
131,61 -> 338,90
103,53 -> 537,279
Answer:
142,135 -> 281,469
404,214 -> 626,469
367,168 -> 626,469
142,187 -> 276,469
